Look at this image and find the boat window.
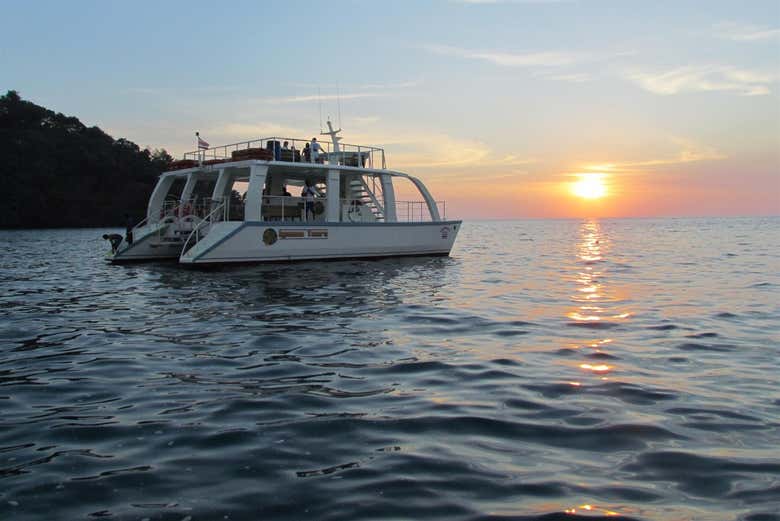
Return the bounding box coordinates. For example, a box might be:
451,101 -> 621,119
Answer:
165,177 -> 186,202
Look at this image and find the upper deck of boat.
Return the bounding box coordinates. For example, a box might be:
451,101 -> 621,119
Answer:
165,135 -> 390,178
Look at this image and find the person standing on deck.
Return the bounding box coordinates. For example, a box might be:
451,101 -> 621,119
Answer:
310,137 -> 324,163
301,179 -> 317,220
124,214 -> 134,245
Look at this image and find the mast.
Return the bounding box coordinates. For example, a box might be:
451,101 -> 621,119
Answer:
321,120 -> 342,165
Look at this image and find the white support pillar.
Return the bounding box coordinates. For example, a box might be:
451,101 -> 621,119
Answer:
326,169 -> 340,222
147,175 -> 176,223
409,175 -> 441,221
380,174 -> 397,222
244,164 -> 268,221
211,168 -> 231,211
178,172 -> 200,217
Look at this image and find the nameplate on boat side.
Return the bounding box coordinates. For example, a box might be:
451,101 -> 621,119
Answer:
277,229 -> 329,240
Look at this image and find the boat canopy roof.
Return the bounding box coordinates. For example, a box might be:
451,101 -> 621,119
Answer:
161,160 -> 419,183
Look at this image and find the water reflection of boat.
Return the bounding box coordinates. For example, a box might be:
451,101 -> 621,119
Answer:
107,122 -> 461,265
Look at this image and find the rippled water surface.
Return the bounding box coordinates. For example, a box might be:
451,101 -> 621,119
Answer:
1,218 -> 779,521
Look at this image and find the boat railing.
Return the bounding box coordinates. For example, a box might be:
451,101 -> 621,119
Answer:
257,196 -> 446,223
395,200 -> 446,222
132,215 -> 150,232
179,197 -> 220,219
183,137 -> 386,169
182,201 -> 228,255
260,195 -> 322,222
340,198 -> 384,222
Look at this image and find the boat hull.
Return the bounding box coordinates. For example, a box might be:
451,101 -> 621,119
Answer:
109,220 -> 186,263
179,221 -> 462,265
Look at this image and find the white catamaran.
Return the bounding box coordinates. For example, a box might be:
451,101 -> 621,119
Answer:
107,122 -> 461,265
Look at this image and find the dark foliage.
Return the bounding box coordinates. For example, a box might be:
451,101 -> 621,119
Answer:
0,90 -> 173,228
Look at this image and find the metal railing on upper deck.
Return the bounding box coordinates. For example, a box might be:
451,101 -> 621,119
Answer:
183,137 -> 386,169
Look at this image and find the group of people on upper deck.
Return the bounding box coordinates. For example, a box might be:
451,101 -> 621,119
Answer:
278,138 -> 325,163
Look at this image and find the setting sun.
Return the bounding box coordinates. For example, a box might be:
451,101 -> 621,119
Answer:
571,173 -> 608,200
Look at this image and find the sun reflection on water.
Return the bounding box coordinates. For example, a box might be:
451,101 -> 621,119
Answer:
563,221 -> 634,391
567,221 -> 632,326
564,503 -> 623,516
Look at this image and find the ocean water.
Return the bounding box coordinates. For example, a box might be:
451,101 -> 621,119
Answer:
0,218 -> 779,521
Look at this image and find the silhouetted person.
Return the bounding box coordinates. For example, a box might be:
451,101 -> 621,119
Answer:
102,233 -> 123,253
310,137 -> 324,163
124,214 -> 134,245
301,179 -> 317,220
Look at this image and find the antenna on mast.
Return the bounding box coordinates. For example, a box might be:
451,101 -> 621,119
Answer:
317,87 -> 323,133
336,82 -> 342,130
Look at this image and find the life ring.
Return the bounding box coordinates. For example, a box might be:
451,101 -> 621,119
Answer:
263,228 -> 278,245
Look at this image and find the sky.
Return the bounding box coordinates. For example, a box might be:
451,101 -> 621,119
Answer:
2,0 -> 779,219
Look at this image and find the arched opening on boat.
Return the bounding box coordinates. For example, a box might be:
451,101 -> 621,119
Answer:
391,175 -> 444,222
162,177 -> 186,215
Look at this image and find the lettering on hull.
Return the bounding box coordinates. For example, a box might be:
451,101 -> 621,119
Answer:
279,229 -> 329,239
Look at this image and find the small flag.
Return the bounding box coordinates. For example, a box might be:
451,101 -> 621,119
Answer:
197,134 -> 209,149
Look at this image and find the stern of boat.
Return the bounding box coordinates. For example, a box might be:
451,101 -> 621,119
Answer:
108,217 -> 187,262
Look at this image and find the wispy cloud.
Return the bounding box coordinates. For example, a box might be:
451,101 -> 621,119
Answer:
121,85 -> 243,96
351,116 -> 381,125
425,44 -> 582,67
207,122 -> 303,140
713,22 -> 780,42
423,44 -> 632,72
533,71 -> 592,83
358,80 -> 421,90
346,128 -> 535,171
582,138 -> 727,173
287,80 -> 421,90
255,81 -> 419,104
255,92 -> 386,104
625,65 -> 777,96
453,0 -> 571,4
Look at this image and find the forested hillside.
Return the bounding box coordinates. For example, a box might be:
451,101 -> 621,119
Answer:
0,90 -> 172,228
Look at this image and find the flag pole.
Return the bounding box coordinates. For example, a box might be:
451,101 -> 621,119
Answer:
196,132 -> 203,167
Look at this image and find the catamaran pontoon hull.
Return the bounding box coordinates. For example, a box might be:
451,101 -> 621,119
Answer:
179,221 -> 461,265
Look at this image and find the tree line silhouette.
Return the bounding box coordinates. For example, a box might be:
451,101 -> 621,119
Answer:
0,90 -> 173,228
